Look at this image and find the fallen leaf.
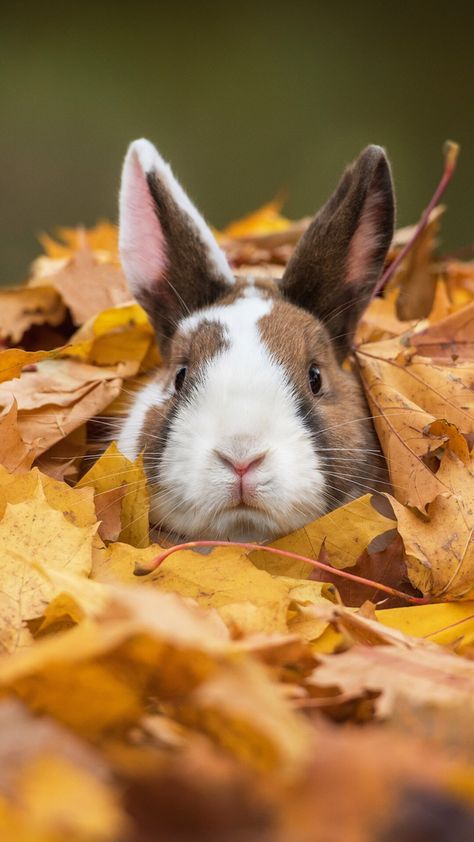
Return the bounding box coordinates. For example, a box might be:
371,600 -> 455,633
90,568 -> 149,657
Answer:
0,397 -> 37,473
410,300 -> 474,361
91,541 -> 335,639
377,601 -> 474,655
0,347 -> 59,384
0,286 -> 66,344
220,197 -> 292,238
29,241 -> 129,326
250,494 -> 395,578
308,642 -> 474,717
386,455 -> 474,599
63,301 -> 159,370
391,206 -> 444,320
0,477 -> 96,652
78,442 -> 150,547
356,329 -> 474,509
0,358 -> 124,457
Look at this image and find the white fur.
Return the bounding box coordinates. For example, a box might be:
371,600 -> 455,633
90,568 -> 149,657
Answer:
117,380 -> 171,461
139,296 -> 326,542
119,139 -> 234,290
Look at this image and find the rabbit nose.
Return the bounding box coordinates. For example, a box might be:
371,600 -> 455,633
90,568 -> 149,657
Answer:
215,450 -> 267,477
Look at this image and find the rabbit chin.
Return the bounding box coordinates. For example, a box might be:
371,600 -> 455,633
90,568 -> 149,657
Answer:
149,494 -> 323,543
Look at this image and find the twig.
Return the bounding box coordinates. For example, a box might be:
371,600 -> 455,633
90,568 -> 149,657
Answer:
372,140 -> 460,299
134,539 -> 430,605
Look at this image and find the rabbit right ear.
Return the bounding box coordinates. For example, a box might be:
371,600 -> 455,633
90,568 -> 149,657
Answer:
119,139 -> 234,348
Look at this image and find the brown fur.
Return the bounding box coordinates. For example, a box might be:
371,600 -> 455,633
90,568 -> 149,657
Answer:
280,145 -> 394,360
139,172 -> 231,351
258,297 -> 388,507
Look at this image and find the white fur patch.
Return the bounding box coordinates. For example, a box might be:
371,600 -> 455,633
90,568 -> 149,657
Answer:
117,380 -> 171,461
120,138 -> 234,289
148,296 -> 326,541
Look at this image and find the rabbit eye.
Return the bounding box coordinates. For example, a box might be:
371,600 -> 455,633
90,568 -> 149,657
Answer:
174,367 -> 187,392
308,365 -> 322,395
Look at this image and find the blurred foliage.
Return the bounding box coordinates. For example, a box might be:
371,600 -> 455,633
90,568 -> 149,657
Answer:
0,0 -> 472,284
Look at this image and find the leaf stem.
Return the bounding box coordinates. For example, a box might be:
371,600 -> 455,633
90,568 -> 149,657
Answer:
134,539 -> 430,605
372,141 -> 459,299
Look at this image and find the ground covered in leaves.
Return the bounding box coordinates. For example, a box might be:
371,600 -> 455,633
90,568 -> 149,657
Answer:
0,171 -> 473,840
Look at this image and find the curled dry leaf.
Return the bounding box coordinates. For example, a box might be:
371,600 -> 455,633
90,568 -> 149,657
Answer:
0,397 -> 37,473
0,358 -> 123,457
308,642 -> 474,718
29,239 -> 131,326
391,205 -> 444,320
0,285 -> 66,345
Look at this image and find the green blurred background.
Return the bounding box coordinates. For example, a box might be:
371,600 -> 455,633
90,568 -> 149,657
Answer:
1,0 -> 472,285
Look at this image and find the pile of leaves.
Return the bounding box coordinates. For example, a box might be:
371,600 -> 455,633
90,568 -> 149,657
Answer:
0,148 -> 473,841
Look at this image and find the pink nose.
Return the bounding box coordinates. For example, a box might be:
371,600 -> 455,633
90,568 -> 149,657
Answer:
215,452 -> 266,477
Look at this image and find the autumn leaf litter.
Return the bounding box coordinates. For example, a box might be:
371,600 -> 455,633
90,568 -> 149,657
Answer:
0,149 -> 473,840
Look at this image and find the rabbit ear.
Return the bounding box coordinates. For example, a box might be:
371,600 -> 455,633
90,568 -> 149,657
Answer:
119,138 -> 234,347
280,145 -> 394,359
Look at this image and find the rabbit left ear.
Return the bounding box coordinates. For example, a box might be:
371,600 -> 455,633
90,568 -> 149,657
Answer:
119,138 -> 234,349
280,145 -> 395,359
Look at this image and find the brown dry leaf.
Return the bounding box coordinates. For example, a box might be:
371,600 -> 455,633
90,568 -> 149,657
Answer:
34,425 -> 87,483
356,324 -> 474,509
308,642 -> 474,717
0,397 -> 38,473
386,452 -> 474,599
0,477 -> 96,652
426,418 -> 471,463
311,531 -> 413,608
391,206 -> 444,320
410,300 -> 474,360
0,286 -> 66,344
0,358 -> 124,457
29,239 -> 130,326
78,442 -> 150,547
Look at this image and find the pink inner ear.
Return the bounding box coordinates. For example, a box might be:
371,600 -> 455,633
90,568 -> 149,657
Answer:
119,150 -> 168,291
345,190 -> 383,285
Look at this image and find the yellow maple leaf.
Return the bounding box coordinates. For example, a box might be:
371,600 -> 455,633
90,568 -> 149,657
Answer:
91,541 -> 335,640
220,197 -> 292,239
250,494 -> 395,578
0,478 -> 97,652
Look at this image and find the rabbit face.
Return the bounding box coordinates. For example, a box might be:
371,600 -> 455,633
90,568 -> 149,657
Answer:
117,139 -> 394,541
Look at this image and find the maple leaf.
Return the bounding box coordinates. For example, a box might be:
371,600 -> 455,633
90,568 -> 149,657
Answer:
91,541 -> 335,640
29,239 -> 130,326
0,477 -> 96,652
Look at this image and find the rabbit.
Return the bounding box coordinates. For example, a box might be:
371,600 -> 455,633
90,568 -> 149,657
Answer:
117,138 -> 394,543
